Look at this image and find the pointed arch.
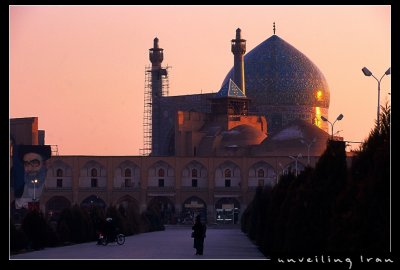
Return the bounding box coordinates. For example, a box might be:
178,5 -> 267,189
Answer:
147,160 -> 175,188
81,160 -> 107,176
214,160 -> 241,188
80,195 -> 106,209
45,196 -> 71,221
248,160 -> 277,187
284,161 -> 306,176
114,160 -> 140,188
215,197 -> 241,224
79,160 -> 107,188
181,160 -> 208,188
46,159 -> 73,188
115,195 -> 140,213
181,196 -> 207,224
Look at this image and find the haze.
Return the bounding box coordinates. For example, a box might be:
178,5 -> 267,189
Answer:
9,5 -> 391,155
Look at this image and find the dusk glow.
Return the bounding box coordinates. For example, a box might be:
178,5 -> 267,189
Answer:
10,5 -> 391,155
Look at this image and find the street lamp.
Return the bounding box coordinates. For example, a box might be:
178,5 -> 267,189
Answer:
31,178 -> 38,201
300,138 -> 316,165
277,162 -> 285,183
288,154 -> 302,177
321,114 -> 344,140
362,67 -> 391,129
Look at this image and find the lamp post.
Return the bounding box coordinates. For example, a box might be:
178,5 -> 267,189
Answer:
321,114 -> 344,140
362,67 -> 391,129
300,138 -> 316,165
288,154 -> 302,176
277,162 -> 285,183
32,179 -> 38,201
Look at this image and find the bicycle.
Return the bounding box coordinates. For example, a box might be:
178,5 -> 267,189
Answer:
99,232 -> 125,245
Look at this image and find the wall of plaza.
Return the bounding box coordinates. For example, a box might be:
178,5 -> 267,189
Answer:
37,155 -> 322,224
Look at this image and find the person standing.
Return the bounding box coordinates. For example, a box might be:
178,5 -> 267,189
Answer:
192,215 -> 206,255
104,217 -> 117,243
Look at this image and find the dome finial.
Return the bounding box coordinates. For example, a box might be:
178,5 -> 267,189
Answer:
273,22 -> 276,35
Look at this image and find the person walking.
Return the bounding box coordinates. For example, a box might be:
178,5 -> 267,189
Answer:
192,215 -> 206,255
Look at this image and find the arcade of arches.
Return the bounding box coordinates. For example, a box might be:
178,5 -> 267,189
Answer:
16,156 -> 318,224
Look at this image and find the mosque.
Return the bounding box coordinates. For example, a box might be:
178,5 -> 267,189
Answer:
151,27 -> 330,157
11,26 -> 343,225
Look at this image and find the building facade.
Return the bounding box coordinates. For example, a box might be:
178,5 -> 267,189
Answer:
41,155 -> 316,224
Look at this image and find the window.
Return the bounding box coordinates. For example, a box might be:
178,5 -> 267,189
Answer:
158,168 -> 165,177
257,169 -> 264,178
91,178 -> 98,188
224,169 -> 232,187
91,168 -> 98,187
192,179 -> 198,187
124,168 -> 132,187
124,168 -> 132,177
258,179 -> 264,186
125,179 -> 132,187
191,169 -> 198,178
91,168 -> 98,177
56,169 -> 63,177
57,178 -> 63,188
56,169 -> 63,188
225,179 -> 231,187
158,179 -> 164,187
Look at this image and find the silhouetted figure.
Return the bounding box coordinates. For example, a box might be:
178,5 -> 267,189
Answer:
104,217 -> 117,242
192,215 -> 206,255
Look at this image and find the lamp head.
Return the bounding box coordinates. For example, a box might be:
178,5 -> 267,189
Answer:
385,67 -> 391,75
337,114 -> 344,121
362,67 -> 372,76
320,115 -> 328,122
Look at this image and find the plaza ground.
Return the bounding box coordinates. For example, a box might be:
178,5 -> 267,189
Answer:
10,224 -> 267,260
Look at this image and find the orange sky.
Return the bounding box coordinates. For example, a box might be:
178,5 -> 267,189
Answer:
9,5 -> 391,156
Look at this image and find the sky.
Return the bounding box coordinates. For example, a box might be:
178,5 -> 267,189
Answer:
9,5 -> 391,156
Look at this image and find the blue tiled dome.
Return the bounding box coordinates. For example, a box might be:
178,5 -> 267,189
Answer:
222,35 -> 330,108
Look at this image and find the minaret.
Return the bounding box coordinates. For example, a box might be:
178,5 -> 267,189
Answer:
231,28 -> 246,94
149,37 -> 168,155
149,37 -> 165,97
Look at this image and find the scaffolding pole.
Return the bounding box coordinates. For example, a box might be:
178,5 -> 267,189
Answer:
50,145 -> 59,156
140,65 -> 170,156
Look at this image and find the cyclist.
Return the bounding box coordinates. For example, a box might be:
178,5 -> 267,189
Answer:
104,217 -> 117,242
